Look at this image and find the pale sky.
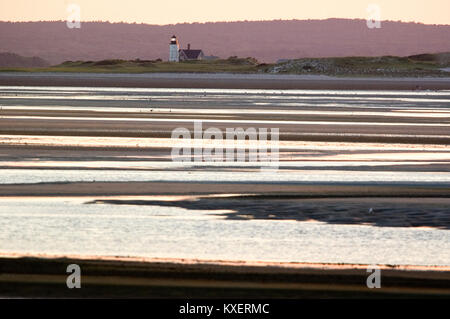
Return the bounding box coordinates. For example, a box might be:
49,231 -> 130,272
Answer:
1,0 -> 449,25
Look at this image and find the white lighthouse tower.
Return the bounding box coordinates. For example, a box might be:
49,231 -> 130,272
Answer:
169,35 -> 180,62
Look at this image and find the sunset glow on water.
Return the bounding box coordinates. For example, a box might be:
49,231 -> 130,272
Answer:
0,86 -> 449,266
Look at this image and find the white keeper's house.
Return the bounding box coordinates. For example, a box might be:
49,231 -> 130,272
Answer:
169,35 -> 204,62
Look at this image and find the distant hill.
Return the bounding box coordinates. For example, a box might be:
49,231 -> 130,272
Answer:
0,19 -> 449,63
0,52 -> 49,67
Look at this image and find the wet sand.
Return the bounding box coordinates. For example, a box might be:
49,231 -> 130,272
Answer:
0,254 -> 449,298
1,180 -> 449,197
1,116 -> 450,144
0,87 -> 449,230
1,72 -> 450,90
1,85 -> 449,298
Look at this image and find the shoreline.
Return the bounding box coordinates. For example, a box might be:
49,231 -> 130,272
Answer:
1,72 -> 450,90
2,252 -> 449,271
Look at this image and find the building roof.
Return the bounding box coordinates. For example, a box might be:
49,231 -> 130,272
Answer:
179,49 -> 204,60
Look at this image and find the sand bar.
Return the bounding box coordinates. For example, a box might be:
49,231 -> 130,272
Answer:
1,72 -> 450,90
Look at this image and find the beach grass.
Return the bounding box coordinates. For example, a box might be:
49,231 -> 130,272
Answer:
0,57 -> 263,74
1,53 -> 449,76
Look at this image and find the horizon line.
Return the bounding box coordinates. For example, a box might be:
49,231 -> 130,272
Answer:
1,17 -> 449,27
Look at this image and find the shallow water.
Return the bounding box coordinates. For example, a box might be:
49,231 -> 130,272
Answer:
1,168 -> 449,185
1,86 -> 449,265
0,197 -> 448,265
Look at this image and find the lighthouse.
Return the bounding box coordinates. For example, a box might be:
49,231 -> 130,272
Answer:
169,35 -> 180,62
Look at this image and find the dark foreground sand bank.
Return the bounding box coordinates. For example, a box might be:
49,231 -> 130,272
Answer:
0,254 -> 449,298
1,72 -> 450,90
